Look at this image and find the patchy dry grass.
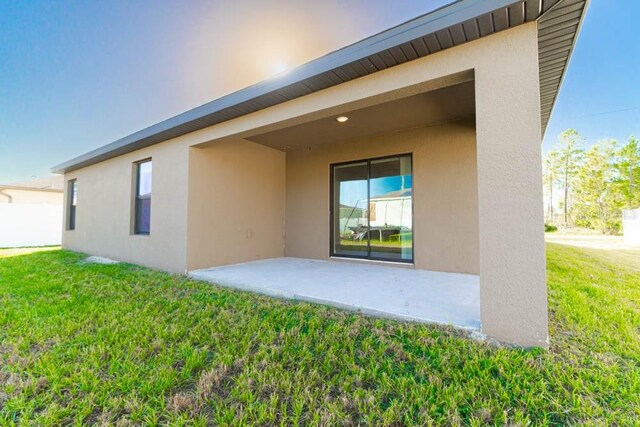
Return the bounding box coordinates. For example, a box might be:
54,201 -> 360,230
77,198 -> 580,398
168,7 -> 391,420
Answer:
0,244 -> 638,425
0,246 -> 60,259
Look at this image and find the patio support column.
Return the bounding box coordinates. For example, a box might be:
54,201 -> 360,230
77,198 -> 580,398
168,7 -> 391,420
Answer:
474,23 -> 548,347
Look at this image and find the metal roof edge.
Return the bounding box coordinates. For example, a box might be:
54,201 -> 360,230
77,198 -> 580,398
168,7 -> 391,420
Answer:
539,0 -> 591,137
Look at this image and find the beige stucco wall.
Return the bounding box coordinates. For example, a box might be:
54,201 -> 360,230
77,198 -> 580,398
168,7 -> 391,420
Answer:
62,140 -> 190,273
0,188 -> 62,205
474,23 -> 548,347
186,139 -> 285,270
62,22 -> 547,346
285,120 -> 478,274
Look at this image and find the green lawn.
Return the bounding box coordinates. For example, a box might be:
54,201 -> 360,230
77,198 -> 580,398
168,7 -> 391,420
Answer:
0,245 -> 638,426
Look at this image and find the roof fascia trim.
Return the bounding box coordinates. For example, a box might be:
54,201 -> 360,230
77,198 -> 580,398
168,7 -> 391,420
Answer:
539,0 -> 590,136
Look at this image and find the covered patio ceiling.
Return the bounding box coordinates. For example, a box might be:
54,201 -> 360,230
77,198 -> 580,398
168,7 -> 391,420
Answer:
189,257 -> 481,331
246,81 -> 475,151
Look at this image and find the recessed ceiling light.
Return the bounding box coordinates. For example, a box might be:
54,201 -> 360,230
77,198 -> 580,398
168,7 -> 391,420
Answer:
336,116 -> 349,123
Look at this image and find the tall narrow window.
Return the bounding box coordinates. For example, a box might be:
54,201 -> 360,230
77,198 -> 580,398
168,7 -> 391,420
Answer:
331,154 -> 413,262
134,160 -> 152,234
67,179 -> 77,230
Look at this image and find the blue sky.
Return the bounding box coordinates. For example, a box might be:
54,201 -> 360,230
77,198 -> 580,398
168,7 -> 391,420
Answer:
0,0 -> 637,183
541,0 -> 640,153
340,175 -> 413,208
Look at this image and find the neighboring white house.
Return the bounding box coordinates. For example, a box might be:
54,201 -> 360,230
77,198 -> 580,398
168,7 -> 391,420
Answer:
0,176 -> 63,248
622,208 -> 640,246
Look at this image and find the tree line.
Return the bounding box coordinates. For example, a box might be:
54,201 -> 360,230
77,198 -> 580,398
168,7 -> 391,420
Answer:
543,129 -> 640,234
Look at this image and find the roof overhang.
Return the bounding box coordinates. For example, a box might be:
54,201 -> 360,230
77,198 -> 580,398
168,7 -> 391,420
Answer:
52,0 -> 589,174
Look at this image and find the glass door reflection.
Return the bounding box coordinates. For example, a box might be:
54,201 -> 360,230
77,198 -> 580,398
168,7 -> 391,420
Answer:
331,154 -> 412,262
332,161 -> 369,257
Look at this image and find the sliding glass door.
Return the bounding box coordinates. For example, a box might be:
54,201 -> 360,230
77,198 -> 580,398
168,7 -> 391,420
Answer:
331,154 -> 413,262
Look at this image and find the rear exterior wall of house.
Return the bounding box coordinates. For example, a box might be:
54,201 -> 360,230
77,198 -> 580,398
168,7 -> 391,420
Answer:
61,139 -> 190,273
60,23 -> 547,346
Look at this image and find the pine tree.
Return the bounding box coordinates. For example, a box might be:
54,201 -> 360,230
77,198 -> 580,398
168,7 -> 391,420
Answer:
553,129 -> 584,226
615,136 -> 640,209
573,140 -> 621,233
543,151 -> 561,223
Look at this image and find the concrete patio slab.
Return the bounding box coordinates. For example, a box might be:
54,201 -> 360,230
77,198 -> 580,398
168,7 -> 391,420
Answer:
189,257 -> 480,330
